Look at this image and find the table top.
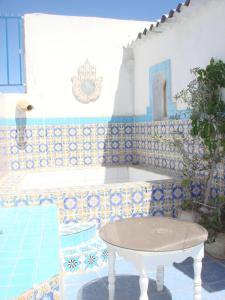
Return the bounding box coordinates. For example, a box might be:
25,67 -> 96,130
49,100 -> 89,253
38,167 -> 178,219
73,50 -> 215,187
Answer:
99,217 -> 208,252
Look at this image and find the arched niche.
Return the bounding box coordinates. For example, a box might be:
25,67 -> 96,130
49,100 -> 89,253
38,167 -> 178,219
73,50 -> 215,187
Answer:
152,73 -> 168,121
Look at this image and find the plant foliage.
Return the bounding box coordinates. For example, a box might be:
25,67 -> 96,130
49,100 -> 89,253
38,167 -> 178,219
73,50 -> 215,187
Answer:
176,58 -> 225,205
175,58 -> 225,243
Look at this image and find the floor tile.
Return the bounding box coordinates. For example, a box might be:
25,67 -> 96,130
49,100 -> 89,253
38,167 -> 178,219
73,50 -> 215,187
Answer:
63,255 -> 225,300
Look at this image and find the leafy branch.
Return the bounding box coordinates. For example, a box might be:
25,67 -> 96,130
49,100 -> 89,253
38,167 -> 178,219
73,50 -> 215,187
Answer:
175,58 -> 225,204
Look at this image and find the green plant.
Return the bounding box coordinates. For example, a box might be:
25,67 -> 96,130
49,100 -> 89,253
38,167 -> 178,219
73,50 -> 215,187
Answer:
199,196 -> 225,243
175,58 -> 225,205
174,59 -> 225,242
180,199 -> 193,211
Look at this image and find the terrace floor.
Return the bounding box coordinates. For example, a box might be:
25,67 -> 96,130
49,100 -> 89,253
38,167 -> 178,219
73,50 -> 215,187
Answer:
64,254 -> 225,300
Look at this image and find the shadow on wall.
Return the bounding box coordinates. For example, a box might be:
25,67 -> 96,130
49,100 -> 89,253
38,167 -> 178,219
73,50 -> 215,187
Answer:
103,47 -> 135,183
113,47 -> 134,116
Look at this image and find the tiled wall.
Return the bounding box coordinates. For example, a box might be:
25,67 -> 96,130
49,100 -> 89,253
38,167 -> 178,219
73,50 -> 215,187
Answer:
1,121 -> 134,171
57,182 -> 174,226
0,171 -> 198,221
133,119 -> 225,197
4,117 -> 221,300
1,118 -> 187,173
0,127 -> 8,175
133,119 -> 189,170
1,117 -> 224,198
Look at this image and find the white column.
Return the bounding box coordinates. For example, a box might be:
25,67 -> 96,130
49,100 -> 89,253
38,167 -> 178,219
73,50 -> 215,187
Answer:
108,247 -> 116,300
139,269 -> 149,300
156,265 -> 164,292
193,245 -> 204,300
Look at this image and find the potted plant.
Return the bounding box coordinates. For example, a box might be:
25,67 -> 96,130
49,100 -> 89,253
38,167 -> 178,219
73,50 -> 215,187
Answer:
175,58 -> 225,257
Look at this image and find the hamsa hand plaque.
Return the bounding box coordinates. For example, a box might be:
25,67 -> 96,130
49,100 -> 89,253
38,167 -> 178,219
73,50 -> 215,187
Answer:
71,60 -> 103,104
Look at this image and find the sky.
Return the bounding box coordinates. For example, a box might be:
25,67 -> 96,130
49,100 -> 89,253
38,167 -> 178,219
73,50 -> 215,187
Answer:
1,0 -> 181,21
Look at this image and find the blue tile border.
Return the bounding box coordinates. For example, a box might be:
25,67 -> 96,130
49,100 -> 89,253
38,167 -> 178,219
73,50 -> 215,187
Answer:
0,115 -> 160,126
0,116 -> 135,126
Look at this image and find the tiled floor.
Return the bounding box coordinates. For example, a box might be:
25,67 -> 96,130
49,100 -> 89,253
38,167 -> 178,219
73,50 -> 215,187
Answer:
0,206 -> 59,300
63,254 -> 225,300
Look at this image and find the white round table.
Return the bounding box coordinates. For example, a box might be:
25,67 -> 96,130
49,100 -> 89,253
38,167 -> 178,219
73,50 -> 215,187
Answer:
100,217 -> 208,300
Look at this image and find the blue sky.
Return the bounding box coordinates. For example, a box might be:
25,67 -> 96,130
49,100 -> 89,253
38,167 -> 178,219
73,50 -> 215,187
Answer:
1,0 -> 181,21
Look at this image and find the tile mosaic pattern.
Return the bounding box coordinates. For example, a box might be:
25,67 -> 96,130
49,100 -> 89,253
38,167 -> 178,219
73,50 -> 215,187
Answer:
133,119 -> 225,194
1,117 -> 224,212
0,170 -> 189,222
15,275 -> 60,300
10,176 -> 188,299
58,183 -> 154,226
3,117 -> 223,196
0,167 -> 199,223
61,236 -> 108,274
0,127 -> 8,174
1,122 -> 134,172
1,117 -> 225,299
132,119 -> 190,170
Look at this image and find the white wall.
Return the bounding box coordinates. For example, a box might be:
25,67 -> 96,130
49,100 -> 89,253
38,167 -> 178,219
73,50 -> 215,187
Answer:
0,14 -> 149,119
133,0 -> 225,115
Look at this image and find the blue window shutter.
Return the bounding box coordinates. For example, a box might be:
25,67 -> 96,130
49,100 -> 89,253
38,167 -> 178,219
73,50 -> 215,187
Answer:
0,16 -> 25,93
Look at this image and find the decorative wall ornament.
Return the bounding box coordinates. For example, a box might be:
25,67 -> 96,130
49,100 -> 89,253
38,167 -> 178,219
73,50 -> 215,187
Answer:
71,60 -> 103,104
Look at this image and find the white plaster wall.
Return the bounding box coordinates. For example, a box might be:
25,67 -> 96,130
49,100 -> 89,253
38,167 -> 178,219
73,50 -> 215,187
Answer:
133,0 -> 225,115
0,14 -> 150,119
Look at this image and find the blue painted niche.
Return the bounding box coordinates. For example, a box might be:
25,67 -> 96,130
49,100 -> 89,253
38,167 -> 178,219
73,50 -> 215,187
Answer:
147,59 -> 177,121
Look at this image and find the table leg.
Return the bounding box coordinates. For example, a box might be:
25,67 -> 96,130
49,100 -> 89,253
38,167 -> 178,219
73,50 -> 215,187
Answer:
156,265 -> 164,292
139,269 -> 149,300
193,246 -> 204,300
108,247 -> 116,300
